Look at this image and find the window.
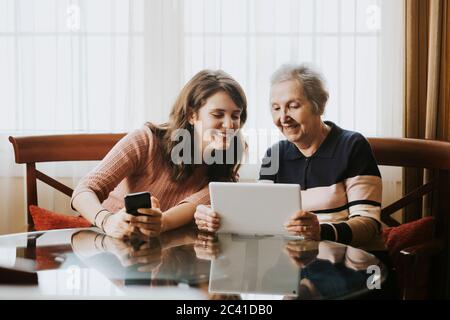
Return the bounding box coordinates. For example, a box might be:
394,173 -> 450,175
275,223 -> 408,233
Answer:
183,0 -> 404,180
0,0 -> 404,233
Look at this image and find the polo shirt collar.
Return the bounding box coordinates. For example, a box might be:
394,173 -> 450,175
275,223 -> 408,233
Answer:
285,121 -> 341,160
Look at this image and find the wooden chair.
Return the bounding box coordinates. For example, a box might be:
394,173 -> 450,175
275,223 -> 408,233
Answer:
367,137 -> 450,299
8,133 -> 125,230
9,133 -> 450,298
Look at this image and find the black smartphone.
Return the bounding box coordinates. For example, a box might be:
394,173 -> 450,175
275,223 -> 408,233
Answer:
124,191 -> 151,216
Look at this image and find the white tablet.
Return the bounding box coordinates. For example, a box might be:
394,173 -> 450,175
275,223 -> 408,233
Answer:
209,182 -> 302,236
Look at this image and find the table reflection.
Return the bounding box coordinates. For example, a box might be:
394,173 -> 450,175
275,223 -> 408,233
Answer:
0,227 -> 386,299
208,234 -> 302,297
70,228 -> 210,287
198,233 -> 384,300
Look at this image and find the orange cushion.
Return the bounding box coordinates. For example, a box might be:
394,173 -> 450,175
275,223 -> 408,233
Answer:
29,205 -> 92,231
382,216 -> 435,263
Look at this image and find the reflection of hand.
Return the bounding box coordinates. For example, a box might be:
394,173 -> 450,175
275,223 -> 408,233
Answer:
102,235 -> 134,266
284,211 -> 320,240
194,205 -> 220,233
130,240 -> 163,273
103,235 -> 162,271
194,232 -> 221,260
283,240 -> 319,268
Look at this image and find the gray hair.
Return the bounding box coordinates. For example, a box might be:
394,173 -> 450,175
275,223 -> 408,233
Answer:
270,63 -> 329,115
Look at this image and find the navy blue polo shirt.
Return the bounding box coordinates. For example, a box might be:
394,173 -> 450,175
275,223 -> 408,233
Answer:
259,121 -> 382,244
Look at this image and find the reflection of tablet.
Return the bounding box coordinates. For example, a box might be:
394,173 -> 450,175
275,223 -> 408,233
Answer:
209,182 -> 301,236
209,234 -> 300,297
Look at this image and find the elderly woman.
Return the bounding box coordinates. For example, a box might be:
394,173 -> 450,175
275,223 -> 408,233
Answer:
195,64 -> 382,248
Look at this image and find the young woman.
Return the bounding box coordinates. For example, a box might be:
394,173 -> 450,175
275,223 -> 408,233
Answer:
71,70 -> 247,239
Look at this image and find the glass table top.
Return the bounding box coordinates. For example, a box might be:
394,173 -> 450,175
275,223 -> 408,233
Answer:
0,227 -> 387,299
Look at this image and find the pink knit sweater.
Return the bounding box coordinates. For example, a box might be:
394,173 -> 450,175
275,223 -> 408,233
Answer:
71,126 -> 210,213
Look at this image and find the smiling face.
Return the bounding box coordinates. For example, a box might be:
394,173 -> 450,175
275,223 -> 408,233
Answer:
190,90 -> 242,152
270,80 -> 322,147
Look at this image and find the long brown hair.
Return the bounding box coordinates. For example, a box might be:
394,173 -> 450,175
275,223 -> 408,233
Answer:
147,70 -> 247,182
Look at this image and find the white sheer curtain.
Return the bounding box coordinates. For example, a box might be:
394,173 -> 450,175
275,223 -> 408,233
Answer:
183,0 -> 405,221
0,0 -> 185,234
0,0 -> 404,234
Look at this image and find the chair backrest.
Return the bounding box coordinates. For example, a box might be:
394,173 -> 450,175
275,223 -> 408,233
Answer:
367,137 -> 450,299
9,133 -> 126,229
10,134 -> 450,233
367,137 -> 450,231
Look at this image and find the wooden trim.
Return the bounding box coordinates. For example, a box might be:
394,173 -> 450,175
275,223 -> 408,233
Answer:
35,170 -> 74,197
381,215 -> 401,228
25,163 -> 37,228
368,137 -> 450,170
400,239 -> 443,258
436,171 -> 450,238
9,133 -> 125,163
381,179 -> 438,226
9,133 -> 124,229
437,170 -> 450,296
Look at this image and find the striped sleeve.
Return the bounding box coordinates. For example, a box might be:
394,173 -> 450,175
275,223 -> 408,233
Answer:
320,136 -> 382,245
320,216 -> 381,246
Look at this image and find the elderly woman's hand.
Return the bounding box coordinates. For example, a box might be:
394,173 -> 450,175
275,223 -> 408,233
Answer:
283,240 -> 319,268
194,205 -> 220,233
284,210 -> 321,240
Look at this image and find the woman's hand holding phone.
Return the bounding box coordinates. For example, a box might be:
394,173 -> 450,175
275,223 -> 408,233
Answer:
102,193 -> 163,239
130,196 -> 163,237
101,234 -> 162,270
101,208 -> 135,239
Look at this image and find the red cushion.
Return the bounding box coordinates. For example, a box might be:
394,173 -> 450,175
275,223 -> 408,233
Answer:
382,216 -> 435,262
29,205 -> 92,231
382,216 -> 435,298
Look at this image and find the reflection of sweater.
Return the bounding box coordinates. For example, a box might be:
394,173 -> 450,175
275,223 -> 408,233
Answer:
71,126 -> 210,213
260,121 -> 383,248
